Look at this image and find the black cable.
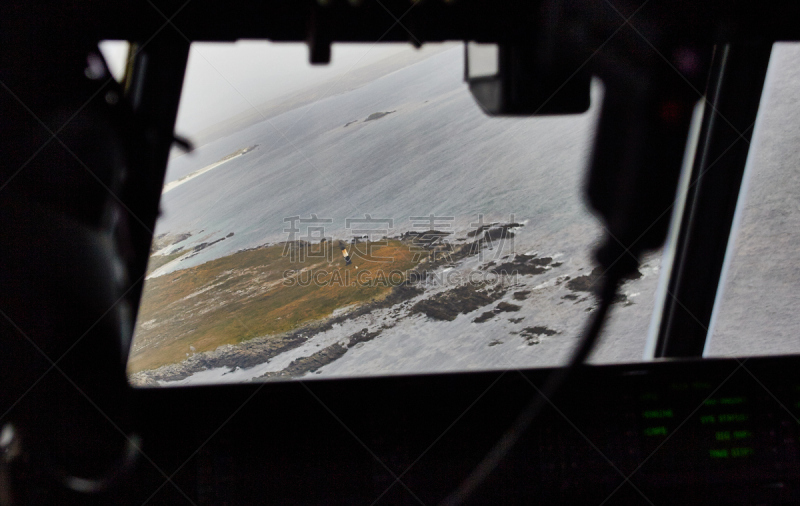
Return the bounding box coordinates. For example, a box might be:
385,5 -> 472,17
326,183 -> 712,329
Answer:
439,269 -> 623,506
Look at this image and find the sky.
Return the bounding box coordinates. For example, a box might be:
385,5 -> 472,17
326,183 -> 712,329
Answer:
100,40 -> 413,137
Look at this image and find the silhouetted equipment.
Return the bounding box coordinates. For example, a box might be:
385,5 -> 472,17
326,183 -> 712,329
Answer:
465,42 -> 591,115
3,0 -> 800,504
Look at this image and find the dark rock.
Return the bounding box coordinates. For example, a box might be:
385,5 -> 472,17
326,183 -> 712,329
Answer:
365,111 -> 395,122
490,254 -> 552,276
566,267 -> 601,292
412,283 -> 505,321
566,266 -> 643,294
566,266 -> 642,307
472,301 -> 519,323
191,235 -> 227,254
467,222 -> 523,238
495,302 -> 521,312
473,311 -> 495,323
261,344 -> 348,380
522,326 -> 558,337
520,325 -> 559,345
348,328 -> 383,348
484,227 -> 514,242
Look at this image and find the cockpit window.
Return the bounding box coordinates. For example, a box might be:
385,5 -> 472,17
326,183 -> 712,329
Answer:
705,43 -> 800,359
126,41 -> 663,387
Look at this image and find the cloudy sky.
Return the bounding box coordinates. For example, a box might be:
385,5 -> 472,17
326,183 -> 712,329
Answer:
100,40 -> 412,137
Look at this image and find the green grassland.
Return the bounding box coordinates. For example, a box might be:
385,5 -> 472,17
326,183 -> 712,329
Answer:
128,239 -> 425,373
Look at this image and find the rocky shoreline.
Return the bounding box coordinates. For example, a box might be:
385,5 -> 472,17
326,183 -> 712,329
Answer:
130,221 -> 646,386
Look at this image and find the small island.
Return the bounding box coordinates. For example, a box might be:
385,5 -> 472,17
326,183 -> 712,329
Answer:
364,110 -> 396,122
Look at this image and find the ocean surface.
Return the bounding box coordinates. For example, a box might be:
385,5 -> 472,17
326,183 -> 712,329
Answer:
154,46 -> 603,270
706,44 -> 800,359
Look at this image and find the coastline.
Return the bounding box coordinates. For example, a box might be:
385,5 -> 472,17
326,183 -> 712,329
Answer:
162,145 -> 258,194
128,221 -> 655,386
